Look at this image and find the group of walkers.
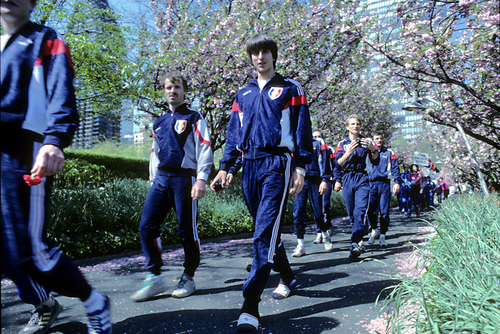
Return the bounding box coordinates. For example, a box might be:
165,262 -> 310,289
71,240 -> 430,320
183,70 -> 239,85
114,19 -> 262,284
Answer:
1,2 -> 410,332
398,164 -> 449,217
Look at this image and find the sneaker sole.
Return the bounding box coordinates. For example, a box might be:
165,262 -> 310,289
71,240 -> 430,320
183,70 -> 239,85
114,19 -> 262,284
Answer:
130,286 -> 167,302
172,288 -> 196,298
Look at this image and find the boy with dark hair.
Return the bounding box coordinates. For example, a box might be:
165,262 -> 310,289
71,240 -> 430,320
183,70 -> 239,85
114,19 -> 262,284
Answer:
211,33 -> 313,333
366,132 -> 402,247
333,114 -> 379,259
130,71 -> 214,302
1,0 -> 111,333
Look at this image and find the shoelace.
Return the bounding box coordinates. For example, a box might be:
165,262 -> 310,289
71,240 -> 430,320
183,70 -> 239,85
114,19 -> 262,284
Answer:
27,310 -> 43,325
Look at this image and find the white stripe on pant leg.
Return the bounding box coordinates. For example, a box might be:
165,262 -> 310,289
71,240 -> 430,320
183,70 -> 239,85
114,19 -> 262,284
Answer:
29,142 -> 60,272
268,153 -> 292,263
28,275 -> 49,304
191,176 -> 200,244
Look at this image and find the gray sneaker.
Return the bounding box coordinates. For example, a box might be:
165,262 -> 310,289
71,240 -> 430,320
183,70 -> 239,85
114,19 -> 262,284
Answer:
172,273 -> 196,298
130,274 -> 167,302
20,295 -> 62,334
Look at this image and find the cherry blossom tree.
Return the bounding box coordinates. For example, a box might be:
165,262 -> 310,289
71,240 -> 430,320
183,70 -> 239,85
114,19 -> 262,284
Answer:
356,0 -> 499,190
129,0 -> 396,152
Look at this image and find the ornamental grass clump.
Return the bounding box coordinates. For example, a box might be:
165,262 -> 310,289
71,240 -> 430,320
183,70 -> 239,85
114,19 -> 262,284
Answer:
381,193 -> 500,334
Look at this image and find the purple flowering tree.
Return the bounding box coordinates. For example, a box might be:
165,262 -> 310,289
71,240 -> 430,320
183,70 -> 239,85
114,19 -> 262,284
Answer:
129,0 -> 396,152
356,0 -> 499,190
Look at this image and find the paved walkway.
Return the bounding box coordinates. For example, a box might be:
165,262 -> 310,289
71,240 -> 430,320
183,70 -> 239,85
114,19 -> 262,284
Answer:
1,209 -> 432,334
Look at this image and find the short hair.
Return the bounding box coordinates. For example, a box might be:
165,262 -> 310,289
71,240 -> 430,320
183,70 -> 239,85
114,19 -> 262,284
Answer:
161,71 -> 188,92
246,34 -> 278,69
346,114 -> 362,126
372,131 -> 383,138
312,129 -> 323,136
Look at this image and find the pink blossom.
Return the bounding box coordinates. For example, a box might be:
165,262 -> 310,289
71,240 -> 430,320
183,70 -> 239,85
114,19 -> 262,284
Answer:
425,48 -> 437,57
405,63 -> 413,70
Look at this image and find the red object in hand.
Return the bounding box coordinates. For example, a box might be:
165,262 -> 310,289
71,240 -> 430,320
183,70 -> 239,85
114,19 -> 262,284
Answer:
23,173 -> 42,186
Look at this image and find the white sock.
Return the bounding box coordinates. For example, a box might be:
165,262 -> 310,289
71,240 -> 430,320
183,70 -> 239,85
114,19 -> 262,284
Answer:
322,231 -> 329,239
297,239 -> 305,247
83,290 -> 105,313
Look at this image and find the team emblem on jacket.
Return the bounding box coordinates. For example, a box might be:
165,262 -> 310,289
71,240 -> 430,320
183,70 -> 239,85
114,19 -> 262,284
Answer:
268,87 -> 283,100
175,120 -> 188,134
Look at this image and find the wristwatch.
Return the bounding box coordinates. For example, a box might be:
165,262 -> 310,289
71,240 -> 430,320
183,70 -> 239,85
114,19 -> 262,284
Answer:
295,167 -> 306,177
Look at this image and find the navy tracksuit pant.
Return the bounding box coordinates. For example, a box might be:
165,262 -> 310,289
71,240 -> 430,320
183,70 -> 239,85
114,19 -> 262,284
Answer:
342,171 -> 369,243
240,154 -> 294,316
293,178 -> 330,239
139,170 -> 200,277
367,181 -> 391,234
1,134 -> 91,306
321,181 -> 333,232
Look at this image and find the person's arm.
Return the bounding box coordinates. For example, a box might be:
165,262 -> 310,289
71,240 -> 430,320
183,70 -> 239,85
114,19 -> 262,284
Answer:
390,150 -> 402,195
336,141 -> 358,169
31,31 -> 78,177
149,133 -> 160,182
211,98 -> 241,191
362,138 -> 379,162
192,114 -> 214,200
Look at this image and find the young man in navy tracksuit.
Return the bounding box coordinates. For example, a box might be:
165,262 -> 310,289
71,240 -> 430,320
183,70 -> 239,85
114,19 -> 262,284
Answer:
1,1 -> 111,333
333,114 -> 379,259
312,129 -> 334,244
211,33 -> 313,334
292,133 -> 332,257
130,72 -> 214,302
366,132 -> 402,247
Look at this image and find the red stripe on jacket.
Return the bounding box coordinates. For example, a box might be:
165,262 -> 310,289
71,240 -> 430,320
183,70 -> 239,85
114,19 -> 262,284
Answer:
34,39 -> 73,68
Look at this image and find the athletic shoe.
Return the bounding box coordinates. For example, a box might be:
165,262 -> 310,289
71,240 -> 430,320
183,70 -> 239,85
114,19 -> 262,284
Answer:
292,245 -> 306,257
237,312 -> 259,333
367,229 -> 380,245
380,234 -> 388,247
324,235 -> 334,252
172,273 -> 196,298
87,294 -> 112,334
272,278 -> 298,299
20,295 -> 62,334
313,233 -> 323,244
130,274 -> 167,302
349,242 -> 365,259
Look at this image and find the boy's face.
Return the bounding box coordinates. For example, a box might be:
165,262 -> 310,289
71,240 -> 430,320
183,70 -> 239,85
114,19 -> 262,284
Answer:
373,135 -> 383,147
164,78 -> 185,109
346,118 -> 361,137
312,131 -> 322,139
0,0 -> 34,25
251,49 -> 274,76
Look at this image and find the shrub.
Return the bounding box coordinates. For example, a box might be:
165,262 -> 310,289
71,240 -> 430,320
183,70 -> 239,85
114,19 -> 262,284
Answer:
53,158 -> 107,189
380,193 -> 500,333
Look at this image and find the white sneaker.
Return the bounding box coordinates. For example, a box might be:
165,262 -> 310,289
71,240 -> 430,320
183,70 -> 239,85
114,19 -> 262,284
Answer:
313,233 -> 323,244
292,245 -> 306,257
130,274 -> 167,302
367,229 -> 381,245
172,273 -> 196,298
380,234 -> 388,247
324,235 -> 333,252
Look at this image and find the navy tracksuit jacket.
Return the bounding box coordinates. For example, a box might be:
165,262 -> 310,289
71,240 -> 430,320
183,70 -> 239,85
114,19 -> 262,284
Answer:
219,73 -> 313,314
367,146 -> 402,234
333,136 -> 379,243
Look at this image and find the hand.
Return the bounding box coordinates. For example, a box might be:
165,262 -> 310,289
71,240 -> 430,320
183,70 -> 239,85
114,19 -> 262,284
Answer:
319,181 -> 328,196
334,181 -> 342,192
31,144 -> 65,178
393,183 -> 400,195
210,170 -> 228,192
289,171 -> 304,198
191,179 -> 207,200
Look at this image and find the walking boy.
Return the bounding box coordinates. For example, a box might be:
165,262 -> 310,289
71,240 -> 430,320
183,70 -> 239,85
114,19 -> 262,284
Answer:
130,72 -> 214,302
210,33 -> 313,333
1,0 -> 111,332
292,130 -> 333,257
333,115 -> 379,259
366,132 -> 402,247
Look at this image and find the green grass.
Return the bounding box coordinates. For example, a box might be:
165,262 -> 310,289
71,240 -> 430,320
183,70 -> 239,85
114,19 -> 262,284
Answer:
380,194 -> 500,333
